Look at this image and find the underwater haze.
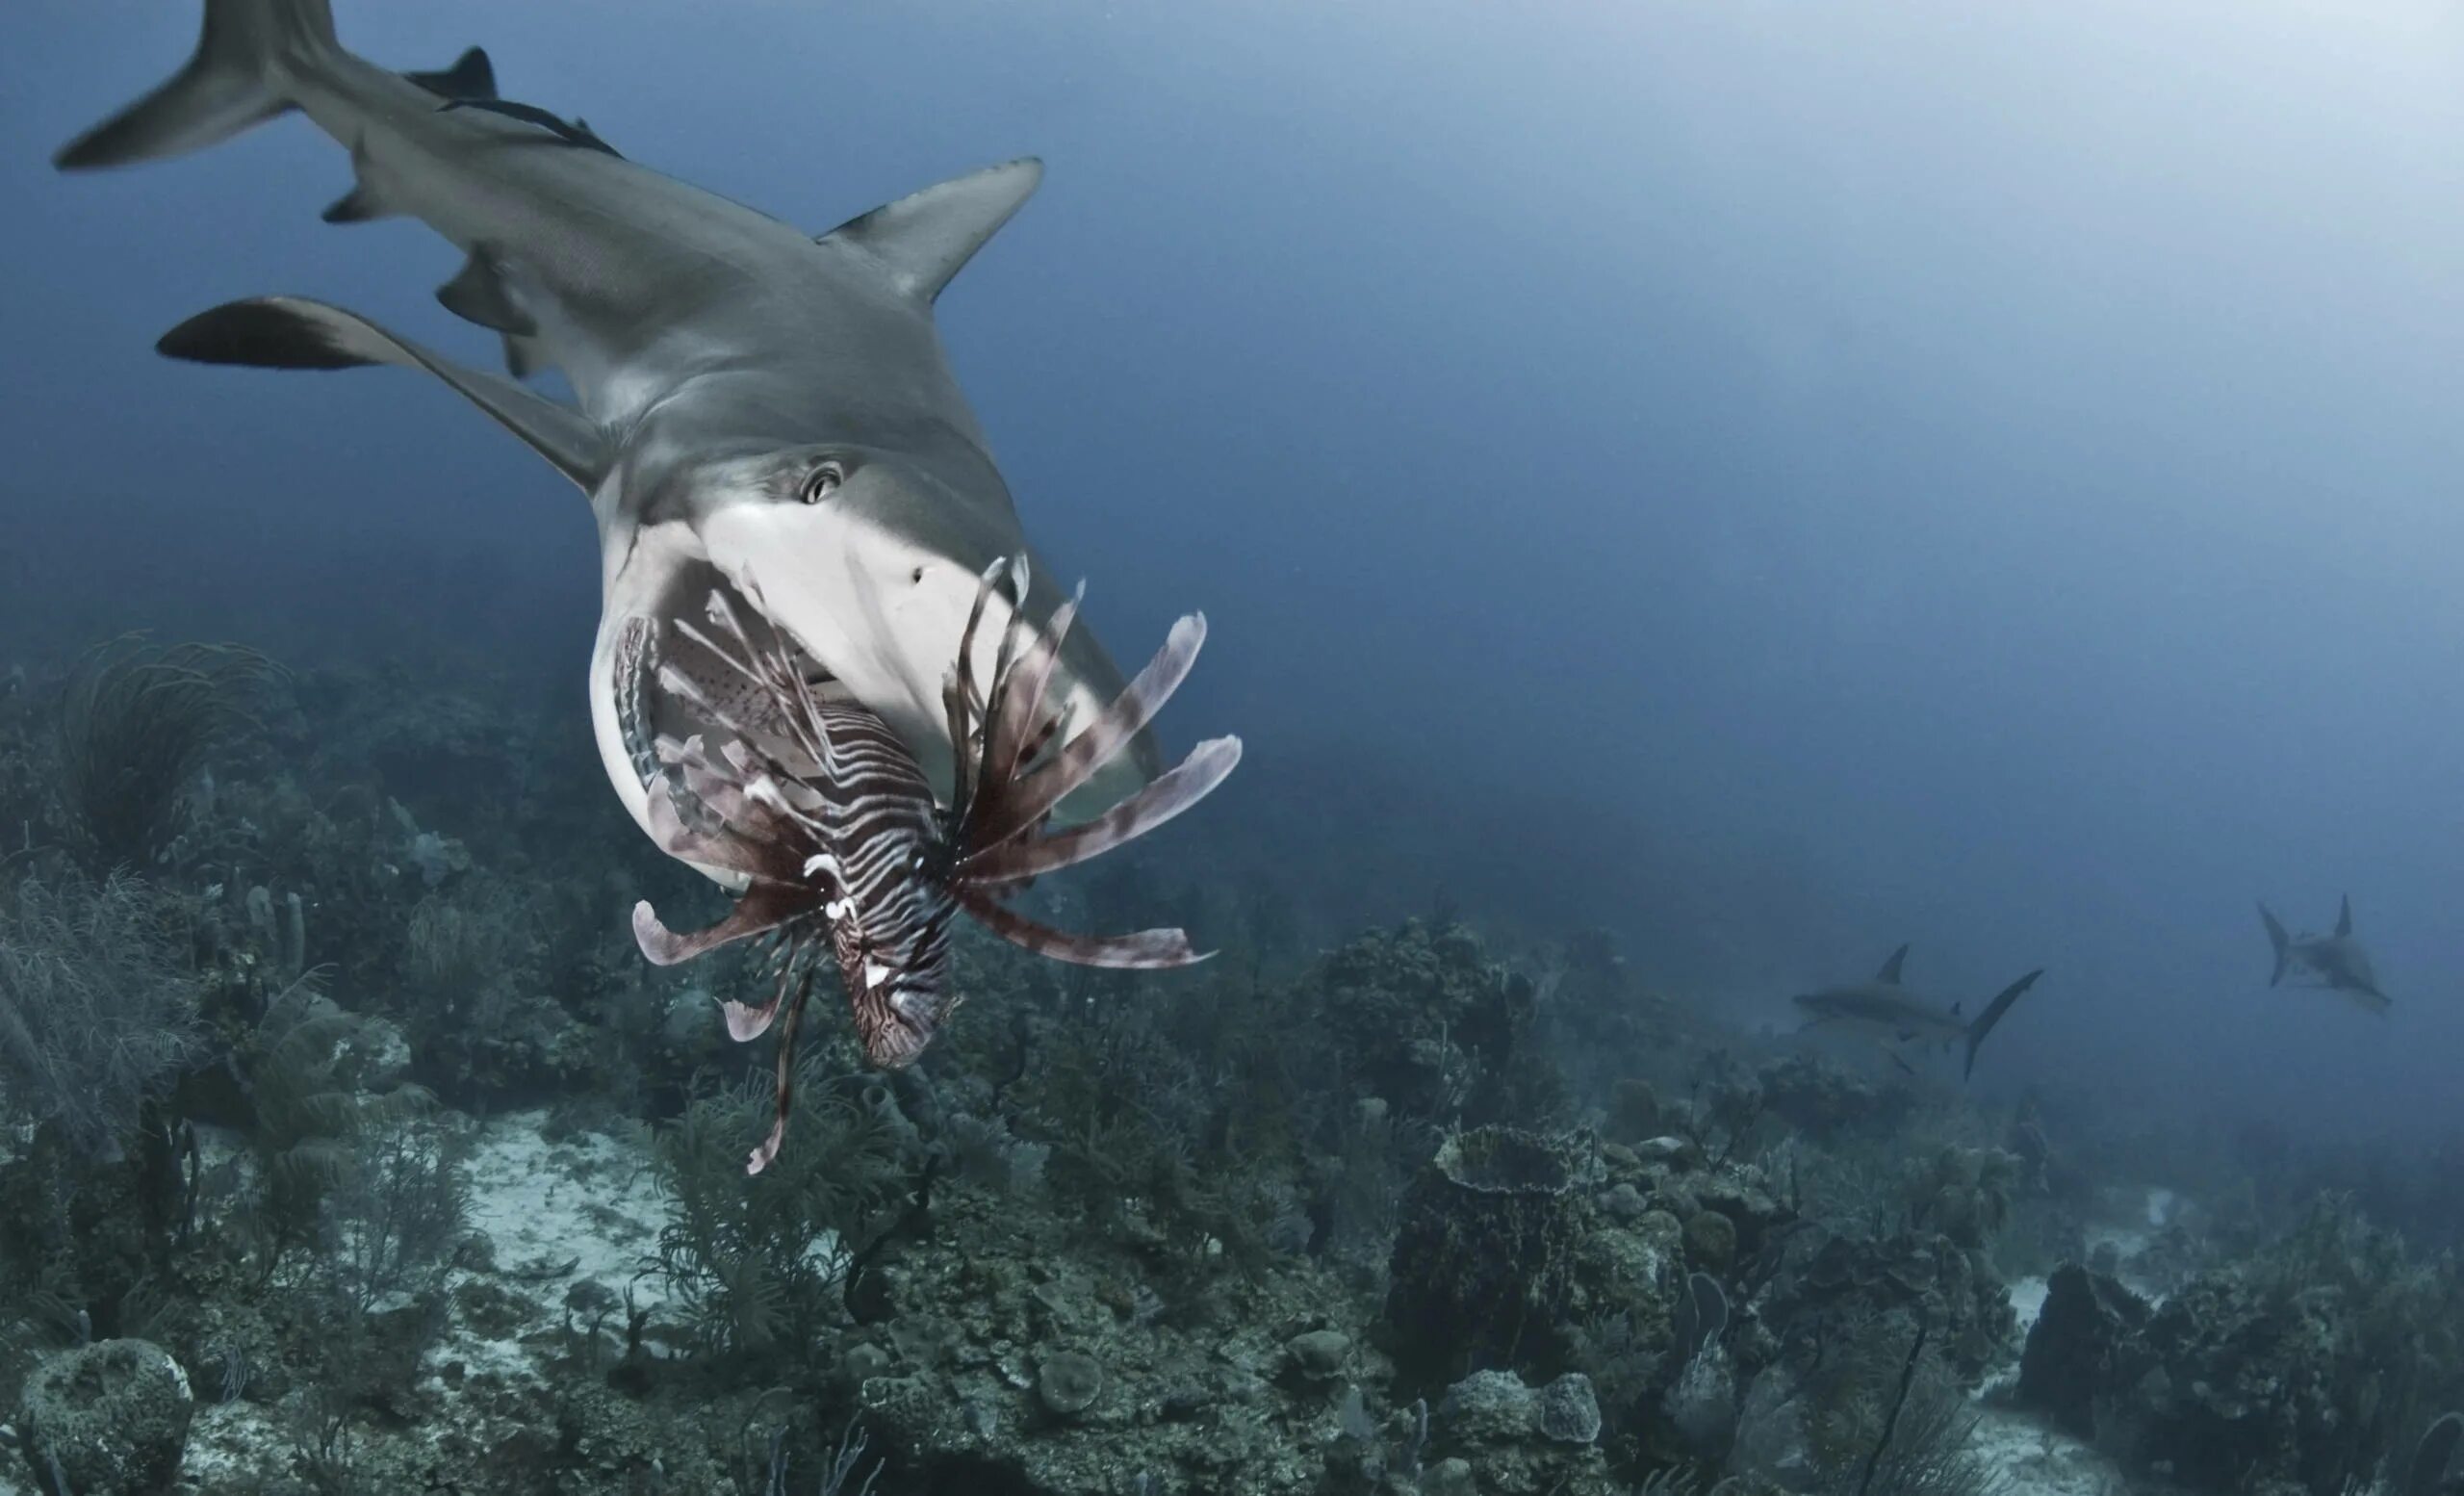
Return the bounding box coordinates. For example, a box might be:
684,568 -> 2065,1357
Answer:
2,2 -> 2462,1493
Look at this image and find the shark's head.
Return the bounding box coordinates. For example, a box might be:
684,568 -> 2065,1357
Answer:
2315,937 -> 2382,997
598,425 -> 1162,846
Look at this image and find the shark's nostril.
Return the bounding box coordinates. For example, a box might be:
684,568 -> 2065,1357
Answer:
911,566 -> 926,584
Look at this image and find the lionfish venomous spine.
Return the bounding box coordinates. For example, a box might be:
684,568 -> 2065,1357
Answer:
630,559 -> 1240,1173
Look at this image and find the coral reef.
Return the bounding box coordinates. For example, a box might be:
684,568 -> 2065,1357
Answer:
0,629 -> 2455,1496
2015,1199 -> 2464,1496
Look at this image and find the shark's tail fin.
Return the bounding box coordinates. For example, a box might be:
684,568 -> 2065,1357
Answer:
2259,902 -> 2291,986
54,0 -> 336,169
1963,969 -> 2044,1080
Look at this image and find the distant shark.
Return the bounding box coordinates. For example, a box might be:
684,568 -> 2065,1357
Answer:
1790,945 -> 2044,1080
2258,896 -> 2388,1015
54,0 -> 1167,880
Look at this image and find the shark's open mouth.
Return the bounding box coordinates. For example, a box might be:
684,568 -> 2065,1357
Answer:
610,560 -> 834,825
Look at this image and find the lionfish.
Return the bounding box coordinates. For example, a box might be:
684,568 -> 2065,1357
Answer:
630,559 -> 1240,1173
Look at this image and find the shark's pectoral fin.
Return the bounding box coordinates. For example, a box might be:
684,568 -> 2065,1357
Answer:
158,296 -> 609,492
821,158 -> 1043,303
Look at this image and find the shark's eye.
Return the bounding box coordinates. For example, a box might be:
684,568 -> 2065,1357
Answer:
800,461 -> 845,504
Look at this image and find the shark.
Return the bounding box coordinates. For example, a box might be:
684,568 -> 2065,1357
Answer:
1790,945 -> 2044,1080
54,0 -> 1172,879
2258,896 -> 2388,1015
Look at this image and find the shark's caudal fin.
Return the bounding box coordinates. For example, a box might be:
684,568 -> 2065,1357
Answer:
1963,969 -> 2044,1080
54,0 -> 487,173
157,296 -> 610,491
54,0 -> 335,169
2259,903 -> 2291,986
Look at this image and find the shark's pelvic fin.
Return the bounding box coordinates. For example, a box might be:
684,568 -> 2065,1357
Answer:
821,159 -> 1044,304
320,185 -> 386,223
156,295 -> 609,492
54,0 -> 335,169
320,136 -> 399,225
2336,894 -> 2354,939
404,46 -> 497,103
1876,943 -> 1910,985
436,249 -> 535,336
501,332 -> 548,381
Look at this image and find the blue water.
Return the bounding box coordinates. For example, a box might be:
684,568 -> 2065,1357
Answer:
6,0 -> 2461,1147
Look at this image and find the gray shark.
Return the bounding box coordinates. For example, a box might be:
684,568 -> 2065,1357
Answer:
55,0 -> 1164,881
2259,897 -> 2388,1015
1790,944 -> 2044,1079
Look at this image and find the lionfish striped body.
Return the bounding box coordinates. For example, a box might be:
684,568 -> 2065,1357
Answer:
631,560 -> 1240,1174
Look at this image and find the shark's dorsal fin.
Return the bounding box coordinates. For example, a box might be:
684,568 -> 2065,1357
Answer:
1877,943 -> 1910,985
157,296 -> 609,492
822,158 -> 1043,303
2336,894 -> 2353,939
1950,1000 -> 1963,1017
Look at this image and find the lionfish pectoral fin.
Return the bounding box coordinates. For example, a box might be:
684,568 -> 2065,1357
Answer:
961,735 -> 1242,885
720,994 -> 781,1041
981,583 -> 1083,794
630,881 -> 806,966
955,888 -> 1212,968
975,612 -> 1210,850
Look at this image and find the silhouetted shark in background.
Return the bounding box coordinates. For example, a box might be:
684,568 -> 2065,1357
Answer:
2259,896 -> 2388,1015
1791,944 -> 2045,1079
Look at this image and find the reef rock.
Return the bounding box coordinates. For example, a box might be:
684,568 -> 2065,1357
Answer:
1433,1370 -> 1617,1495
1382,1126 -> 1598,1394
1754,1051 -> 1913,1139
16,1338 -> 194,1495
2016,1263 -> 2151,1439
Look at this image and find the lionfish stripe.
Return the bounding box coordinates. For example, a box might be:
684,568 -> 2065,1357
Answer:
978,613 -> 1208,850
962,735 -> 1242,886
954,888 -> 1211,968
